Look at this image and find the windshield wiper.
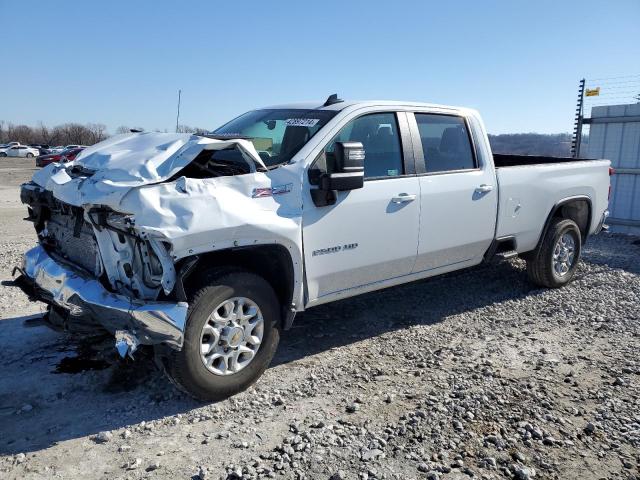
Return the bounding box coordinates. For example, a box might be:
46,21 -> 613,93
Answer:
200,134 -> 254,141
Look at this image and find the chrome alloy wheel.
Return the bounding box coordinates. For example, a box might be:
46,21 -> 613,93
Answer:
199,297 -> 264,376
552,232 -> 576,277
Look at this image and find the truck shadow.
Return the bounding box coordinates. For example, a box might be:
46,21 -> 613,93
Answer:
0,259 -> 539,456
274,259 -> 536,366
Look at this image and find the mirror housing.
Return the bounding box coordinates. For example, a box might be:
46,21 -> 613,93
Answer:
311,142 -> 365,206
323,141 -> 365,191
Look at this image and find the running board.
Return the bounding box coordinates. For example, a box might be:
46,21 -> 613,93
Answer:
496,250 -> 518,259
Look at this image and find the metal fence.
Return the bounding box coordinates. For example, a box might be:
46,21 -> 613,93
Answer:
582,101 -> 640,234
570,75 -> 640,234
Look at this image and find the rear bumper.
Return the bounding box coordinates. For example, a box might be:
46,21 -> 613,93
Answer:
595,210 -> 610,234
16,245 -> 188,349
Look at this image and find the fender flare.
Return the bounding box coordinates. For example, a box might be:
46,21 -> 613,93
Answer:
534,195 -> 593,253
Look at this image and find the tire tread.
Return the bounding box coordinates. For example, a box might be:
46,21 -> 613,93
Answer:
161,267 -> 280,402
526,218 -> 581,288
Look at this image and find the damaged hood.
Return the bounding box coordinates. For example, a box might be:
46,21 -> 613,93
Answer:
31,132 -> 267,208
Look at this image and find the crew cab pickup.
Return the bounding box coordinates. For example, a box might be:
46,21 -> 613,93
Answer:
15,97 -> 611,400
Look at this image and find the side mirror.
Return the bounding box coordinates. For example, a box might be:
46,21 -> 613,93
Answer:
323,141 -> 365,191
311,142 -> 365,206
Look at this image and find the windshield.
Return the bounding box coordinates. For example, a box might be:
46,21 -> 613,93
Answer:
213,109 -> 337,168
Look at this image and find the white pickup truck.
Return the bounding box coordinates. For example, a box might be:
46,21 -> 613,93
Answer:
15,97 -> 611,400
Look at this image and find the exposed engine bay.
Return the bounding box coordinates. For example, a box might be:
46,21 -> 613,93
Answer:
21,184 -> 170,300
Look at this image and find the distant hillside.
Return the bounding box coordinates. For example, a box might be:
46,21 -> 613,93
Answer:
488,133 -> 573,156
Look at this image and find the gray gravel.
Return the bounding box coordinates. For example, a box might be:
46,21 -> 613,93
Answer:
0,160 -> 638,479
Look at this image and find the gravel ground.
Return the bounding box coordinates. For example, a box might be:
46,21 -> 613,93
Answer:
0,158 -> 638,480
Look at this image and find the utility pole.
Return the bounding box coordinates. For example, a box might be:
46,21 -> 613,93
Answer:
571,79 -> 585,158
175,89 -> 182,133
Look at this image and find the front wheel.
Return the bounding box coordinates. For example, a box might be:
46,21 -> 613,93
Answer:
0,153 -> 6,157
526,218 -> 582,288
26,153 -> 34,158
160,269 -> 281,401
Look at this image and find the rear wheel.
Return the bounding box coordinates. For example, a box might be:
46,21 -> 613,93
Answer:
159,269 -> 281,402
526,218 -> 581,288
0,153 -> 6,157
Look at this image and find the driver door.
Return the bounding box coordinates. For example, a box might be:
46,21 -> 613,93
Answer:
302,111 -> 420,305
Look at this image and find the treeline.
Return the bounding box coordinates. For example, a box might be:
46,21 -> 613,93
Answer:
0,121 -> 109,147
0,120 -> 211,146
2,120 -> 579,157
488,133 -> 573,156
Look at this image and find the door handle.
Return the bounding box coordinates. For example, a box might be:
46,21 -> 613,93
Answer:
475,184 -> 494,193
391,193 -> 417,203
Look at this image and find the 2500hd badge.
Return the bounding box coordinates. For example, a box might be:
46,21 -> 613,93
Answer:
312,243 -> 359,256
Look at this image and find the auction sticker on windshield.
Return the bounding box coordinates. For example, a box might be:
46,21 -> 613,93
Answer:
285,118 -> 320,127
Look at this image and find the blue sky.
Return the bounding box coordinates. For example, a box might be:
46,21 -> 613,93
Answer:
1,0 -> 638,134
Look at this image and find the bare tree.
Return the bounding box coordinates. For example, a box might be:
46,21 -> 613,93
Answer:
10,125 -> 35,145
0,120 -> 179,146
86,123 -> 108,144
176,124 -> 208,135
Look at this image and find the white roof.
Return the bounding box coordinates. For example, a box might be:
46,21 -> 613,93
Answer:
262,99 -> 466,112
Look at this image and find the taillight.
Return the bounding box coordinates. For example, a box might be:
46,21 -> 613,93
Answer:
609,167 -> 615,176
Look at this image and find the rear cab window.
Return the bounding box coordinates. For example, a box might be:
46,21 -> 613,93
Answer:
414,114 -> 476,173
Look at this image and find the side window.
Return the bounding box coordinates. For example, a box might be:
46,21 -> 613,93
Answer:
414,114 -> 476,173
315,113 -> 404,180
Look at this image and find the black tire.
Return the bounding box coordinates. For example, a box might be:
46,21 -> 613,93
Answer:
526,218 -> 581,288
0,153 -> 6,157
26,153 -> 34,158
160,269 -> 281,402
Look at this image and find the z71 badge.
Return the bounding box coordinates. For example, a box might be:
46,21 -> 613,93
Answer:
252,183 -> 292,198
312,243 -> 358,256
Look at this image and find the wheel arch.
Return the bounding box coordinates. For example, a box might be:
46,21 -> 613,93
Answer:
176,244 -> 297,328
537,196 -> 592,250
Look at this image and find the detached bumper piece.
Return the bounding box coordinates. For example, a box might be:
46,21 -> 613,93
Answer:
16,245 -> 188,349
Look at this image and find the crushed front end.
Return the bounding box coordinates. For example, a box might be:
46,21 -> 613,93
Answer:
13,131 -> 302,357
15,181 -> 188,351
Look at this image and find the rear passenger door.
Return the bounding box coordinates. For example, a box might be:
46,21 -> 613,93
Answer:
409,112 -> 497,272
302,111 -> 420,303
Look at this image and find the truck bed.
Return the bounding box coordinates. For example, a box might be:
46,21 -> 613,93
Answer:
493,153 -> 596,168
494,157 -> 610,254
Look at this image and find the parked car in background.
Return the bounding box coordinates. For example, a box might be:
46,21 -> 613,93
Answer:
48,146 -> 66,154
0,145 -> 40,158
29,144 -> 52,155
64,144 -> 86,150
35,147 -> 84,167
61,147 -> 84,162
